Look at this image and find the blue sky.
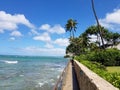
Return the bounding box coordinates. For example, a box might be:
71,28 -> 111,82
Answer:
0,0 -> 120,56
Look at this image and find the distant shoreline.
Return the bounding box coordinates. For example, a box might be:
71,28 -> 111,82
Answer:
0,54 -> 64,57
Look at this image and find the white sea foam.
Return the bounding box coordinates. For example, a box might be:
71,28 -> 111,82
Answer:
57,75 -> 60,79
4,60 -> 18,64
37,80 -> 48,87
38,82 -> 44,87
50,68 -> 55,71
57,68 -> 63,72
37,79 -> 54,88
51,82 -> 55,86
45,63 -> 62,68
19,75 -> 24,77
50,79 -> 54,82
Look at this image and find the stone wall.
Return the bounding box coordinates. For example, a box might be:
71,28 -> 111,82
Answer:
74,60 -> 118,90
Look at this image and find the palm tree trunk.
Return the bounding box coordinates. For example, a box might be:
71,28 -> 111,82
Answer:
70,31 -> 72,39
91,0 -> 105,49
72,30 -> 74,38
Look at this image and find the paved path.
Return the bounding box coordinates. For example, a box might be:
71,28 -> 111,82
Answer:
62,62 -> 73,90
62,61 -> 80,90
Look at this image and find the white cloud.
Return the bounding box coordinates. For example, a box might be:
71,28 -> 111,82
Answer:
33,32 -> 51,42
45,43 -> 54,48
39,24 -> 65,34
89,35 -> 98,42
89,35 -> 107,45
30,29 -> 39,35
0,11 -> 35,33
40,24 -> 50,30
0,29 -> 4,33
9,37 -> 15,41
10,31 -> 22,37
99,8 -> 120,31
54,38 -> 69,46
49,25 -> 65,34
20,46 -> 65,56
105,9 -> 120,24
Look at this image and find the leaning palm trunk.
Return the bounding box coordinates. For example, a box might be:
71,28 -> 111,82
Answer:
91,0 -> 105,49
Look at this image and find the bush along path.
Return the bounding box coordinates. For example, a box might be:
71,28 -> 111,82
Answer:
75,56 -> 120,89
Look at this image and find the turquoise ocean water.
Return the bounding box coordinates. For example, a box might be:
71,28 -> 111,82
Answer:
0,55 -> 68,90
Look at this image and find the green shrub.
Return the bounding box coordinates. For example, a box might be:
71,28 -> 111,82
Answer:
86,48 -> 120,66
106,73 -> 120,89
75,58 -> 120,89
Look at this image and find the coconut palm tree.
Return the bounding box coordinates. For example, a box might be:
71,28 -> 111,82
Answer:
66,37 -> 86,55
91,0 -> 105,49
65,19 -> 77,39
79,33 -> 90,48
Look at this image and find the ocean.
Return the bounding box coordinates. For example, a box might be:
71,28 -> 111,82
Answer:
0,55 -> 68,90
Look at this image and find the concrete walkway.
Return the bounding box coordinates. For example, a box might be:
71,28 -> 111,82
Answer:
62,61 -> 80,90
54,60 -> 118,90
62,61 -> 73,90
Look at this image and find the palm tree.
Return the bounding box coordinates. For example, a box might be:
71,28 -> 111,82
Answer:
79,33 -> 90,48
65,19 -> 77,39
67,37 -> 88,55
91,0 -> 105,49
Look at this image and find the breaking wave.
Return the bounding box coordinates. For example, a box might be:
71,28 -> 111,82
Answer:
1,60 -> 18,64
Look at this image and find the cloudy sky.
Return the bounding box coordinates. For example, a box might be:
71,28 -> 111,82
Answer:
0,0 -> 120,56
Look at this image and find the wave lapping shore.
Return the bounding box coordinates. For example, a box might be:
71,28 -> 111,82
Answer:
0,55 -> 68,90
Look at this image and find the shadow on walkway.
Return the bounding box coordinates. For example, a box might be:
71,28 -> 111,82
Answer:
71,60 -> 80,90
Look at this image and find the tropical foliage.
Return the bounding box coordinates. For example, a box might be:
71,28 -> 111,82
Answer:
66,25 -> 120,56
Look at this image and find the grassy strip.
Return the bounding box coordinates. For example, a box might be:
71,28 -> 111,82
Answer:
107,67 -> 120,73
75,56 -> 120,89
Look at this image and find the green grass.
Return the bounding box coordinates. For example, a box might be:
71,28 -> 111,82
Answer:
107,66 -> 120,73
